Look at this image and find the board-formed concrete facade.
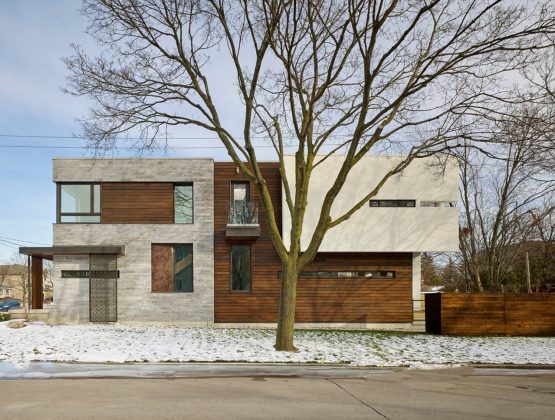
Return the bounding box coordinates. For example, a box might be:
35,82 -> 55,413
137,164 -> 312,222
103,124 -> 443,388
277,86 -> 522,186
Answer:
50,158 -> 214,324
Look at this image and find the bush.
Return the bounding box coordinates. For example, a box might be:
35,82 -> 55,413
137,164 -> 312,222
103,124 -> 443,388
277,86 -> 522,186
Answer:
0,313 -> 11,322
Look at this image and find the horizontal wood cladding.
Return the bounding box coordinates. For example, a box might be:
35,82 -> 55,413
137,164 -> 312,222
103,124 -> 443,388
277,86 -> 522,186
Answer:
425,293 -> 555,336
101,183 -> 173,224
214,161 -> 414,323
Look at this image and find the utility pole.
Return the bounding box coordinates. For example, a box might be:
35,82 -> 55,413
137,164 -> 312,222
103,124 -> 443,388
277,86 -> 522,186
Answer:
525,251 -> 532,293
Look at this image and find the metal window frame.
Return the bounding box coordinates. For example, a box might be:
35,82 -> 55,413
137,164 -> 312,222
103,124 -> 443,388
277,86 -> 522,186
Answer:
299,270 -> 396,279
229,243 -> 252,293
369,199 -> 416,208
57,183 -> 102,224
230,180 -> 250,203
173,243 -> 194,293
173,183 -> 194,224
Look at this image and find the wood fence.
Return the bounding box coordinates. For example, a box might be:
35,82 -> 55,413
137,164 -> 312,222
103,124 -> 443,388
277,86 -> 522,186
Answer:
425,293 -> 555,336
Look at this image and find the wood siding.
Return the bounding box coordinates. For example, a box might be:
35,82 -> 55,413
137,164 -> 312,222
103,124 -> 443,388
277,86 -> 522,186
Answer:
425,293 -> 555,336
214,162 -> 413,323
151,244 -> 174,292
101,183 -> 173,224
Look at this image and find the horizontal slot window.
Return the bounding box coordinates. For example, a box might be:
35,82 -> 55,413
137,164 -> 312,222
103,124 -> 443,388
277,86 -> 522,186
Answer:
300,271 -> 396,279
369,200 -> 415,208
61,270 -> 119,279
420,201 -> 457,207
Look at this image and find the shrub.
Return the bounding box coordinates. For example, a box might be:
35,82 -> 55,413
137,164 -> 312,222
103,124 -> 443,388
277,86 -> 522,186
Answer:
0,313 -> 11,322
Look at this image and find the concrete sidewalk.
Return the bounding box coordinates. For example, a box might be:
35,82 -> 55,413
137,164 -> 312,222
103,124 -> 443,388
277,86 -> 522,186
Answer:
1,366 -> 554,419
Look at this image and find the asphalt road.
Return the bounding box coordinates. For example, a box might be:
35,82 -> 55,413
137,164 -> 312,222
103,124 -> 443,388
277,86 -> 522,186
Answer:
0,366 -> 554,419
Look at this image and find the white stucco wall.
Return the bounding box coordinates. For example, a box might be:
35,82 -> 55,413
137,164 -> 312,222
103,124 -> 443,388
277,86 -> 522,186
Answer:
282,155 -> 459,252
51,158 -> 214,324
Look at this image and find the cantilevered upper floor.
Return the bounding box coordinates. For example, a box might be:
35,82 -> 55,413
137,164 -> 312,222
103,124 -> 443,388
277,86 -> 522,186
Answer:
281,155 -> 459,253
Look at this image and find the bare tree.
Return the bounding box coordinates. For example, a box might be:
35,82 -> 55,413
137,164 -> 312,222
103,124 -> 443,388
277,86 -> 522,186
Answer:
65,0 -> 555,350
9,253 -> 29,309
459,107 -> 555,291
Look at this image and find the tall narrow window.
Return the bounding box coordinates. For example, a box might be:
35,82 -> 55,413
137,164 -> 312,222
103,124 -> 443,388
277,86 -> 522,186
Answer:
174,184 -> 193,223
174,244 -> 193,292
231,245 -> 251,291
58,184 -> 101,223
230,181 -> 254,224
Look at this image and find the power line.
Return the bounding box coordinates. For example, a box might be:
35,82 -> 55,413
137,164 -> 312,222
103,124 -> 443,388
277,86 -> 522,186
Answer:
0,240 -> 19,251
0,236 -> 51,246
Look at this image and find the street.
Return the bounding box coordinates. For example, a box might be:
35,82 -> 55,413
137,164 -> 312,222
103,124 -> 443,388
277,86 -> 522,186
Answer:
1,366 -> 554,419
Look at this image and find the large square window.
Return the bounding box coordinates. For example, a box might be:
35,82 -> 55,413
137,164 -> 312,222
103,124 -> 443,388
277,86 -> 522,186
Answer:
58,184 -> 101,223
174,184 -> 193,224
152,244 -> 193,292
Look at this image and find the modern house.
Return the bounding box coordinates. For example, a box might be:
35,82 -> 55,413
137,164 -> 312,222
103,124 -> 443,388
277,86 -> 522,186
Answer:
19,156 -> 458,328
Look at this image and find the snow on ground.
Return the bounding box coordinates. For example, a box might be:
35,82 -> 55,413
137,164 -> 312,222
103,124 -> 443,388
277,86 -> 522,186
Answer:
0,323 -> 554,368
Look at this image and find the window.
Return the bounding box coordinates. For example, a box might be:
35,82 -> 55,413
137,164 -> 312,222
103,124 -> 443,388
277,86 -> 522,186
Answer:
300,271 -> 396,279
369,199 -> 415,208
231,181 -> 250,206
174,184 -> 193,224
174,245 -> 194,292
151,244 -> 193,292
58,184 -> 101,223
230,181 -> 257,224
231,245 -> 251,291
420,201 -> 457,208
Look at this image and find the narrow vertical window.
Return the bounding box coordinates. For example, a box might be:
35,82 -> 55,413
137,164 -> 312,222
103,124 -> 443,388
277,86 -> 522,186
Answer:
174,244 -> 193,292
174,184 -> 193,224
231,245 -> 251,291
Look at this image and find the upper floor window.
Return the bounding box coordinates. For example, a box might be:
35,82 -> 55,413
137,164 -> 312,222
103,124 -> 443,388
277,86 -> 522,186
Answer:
229,181 -> 258,224
58,184 -> 100,223
369,199 -> 415,208
174,184 -> 193,224
420,201 -> 457,208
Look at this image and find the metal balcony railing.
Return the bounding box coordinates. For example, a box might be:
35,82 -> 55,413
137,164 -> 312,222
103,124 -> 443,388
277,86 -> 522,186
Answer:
228,202 -> 259,225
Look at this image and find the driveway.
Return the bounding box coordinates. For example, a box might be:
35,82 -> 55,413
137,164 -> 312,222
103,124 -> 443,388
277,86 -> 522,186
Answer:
1,366 -> 554,419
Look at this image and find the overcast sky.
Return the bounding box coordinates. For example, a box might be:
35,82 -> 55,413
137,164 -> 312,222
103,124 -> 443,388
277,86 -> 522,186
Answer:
0,1 -> 261,261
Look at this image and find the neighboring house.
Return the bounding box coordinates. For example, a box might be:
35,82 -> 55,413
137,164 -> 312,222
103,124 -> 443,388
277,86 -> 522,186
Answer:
0,264 -> 26,302
20,157 -> 458,326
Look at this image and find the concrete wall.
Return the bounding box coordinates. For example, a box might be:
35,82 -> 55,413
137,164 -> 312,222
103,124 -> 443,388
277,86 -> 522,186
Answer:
51,159 -> 214,324
282,155 -> 459,252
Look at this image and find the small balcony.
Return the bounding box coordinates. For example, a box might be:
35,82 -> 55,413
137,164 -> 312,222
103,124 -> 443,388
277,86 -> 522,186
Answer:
226,202 -> 260,240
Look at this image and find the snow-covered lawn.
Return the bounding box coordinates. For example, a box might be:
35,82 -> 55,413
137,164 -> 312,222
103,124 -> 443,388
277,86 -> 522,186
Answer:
1,322 -> 554,368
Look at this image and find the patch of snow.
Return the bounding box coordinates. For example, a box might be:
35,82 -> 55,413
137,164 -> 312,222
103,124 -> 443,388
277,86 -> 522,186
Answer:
0,323 -> 553,368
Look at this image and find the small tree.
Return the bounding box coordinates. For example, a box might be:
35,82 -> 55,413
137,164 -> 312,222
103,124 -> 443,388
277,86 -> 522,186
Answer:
66,0 -> 555,350
421,253 -> 440,287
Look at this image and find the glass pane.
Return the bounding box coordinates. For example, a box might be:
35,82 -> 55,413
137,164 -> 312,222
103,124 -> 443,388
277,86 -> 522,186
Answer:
61,184 -> 91,213
174,185 -> 193,224
60,215 -> 100,223
174,244 -> 193,292
232,183 -> 248,204
93,185 -> 101,213
231,245 -> 251,291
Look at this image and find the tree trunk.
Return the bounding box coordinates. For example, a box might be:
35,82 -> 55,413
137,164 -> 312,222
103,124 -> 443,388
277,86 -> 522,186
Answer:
275,262 -> 298,351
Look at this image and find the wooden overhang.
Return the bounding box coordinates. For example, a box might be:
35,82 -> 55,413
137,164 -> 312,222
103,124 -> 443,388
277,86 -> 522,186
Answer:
19,245 -> 126,260
225,224 -> 261,241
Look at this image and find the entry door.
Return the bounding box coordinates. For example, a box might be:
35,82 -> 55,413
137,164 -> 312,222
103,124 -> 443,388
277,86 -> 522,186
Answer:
89,254 -> 118,322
